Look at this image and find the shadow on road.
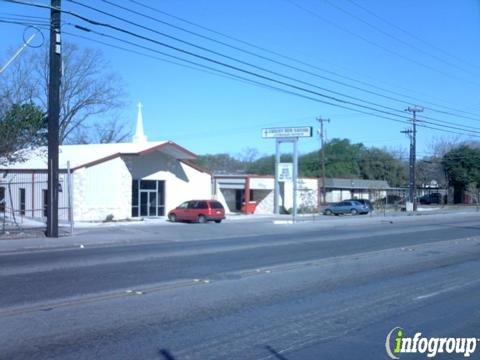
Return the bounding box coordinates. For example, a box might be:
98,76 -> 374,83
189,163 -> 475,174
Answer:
265,345 -> 289,360
158,349 -> 176,360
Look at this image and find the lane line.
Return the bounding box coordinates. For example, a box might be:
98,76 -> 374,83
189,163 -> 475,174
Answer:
414,278 -> 480,300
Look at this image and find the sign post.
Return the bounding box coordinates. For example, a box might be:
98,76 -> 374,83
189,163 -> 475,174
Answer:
262,126 -> 312,222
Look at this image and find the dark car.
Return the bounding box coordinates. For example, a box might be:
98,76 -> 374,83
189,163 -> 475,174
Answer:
168,200 -> 225,223
344,199 -> 374,212
323,200 -> 370,215
418,193 -> 443,205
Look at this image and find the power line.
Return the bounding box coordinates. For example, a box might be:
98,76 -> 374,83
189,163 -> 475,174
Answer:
96,0 -> 424,114
59,15 -> 423,124
417,115 -> 480,132
62,0 -> 480,134
417,118 -> 480,134
72,26 -> 478,140
4,0 -> 480,138
0,18 -> 49,26
69,24 -> 413,126
65,0 -> 419,121
68,24 -> 480,138
346,0 -> 480,73
281,0 -> 480,88
13,20 -> 410,130
121,0 -> 480,122
323,0 -> 480,77
2,11 -> 47,18
61,30 -> 314,96
6,0 -> 480,123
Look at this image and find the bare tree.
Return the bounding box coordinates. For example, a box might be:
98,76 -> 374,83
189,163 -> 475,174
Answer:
236,147 -> 260,163
428,136 -> 463,157
70,117 -> 131,144
0,42 -> 130,144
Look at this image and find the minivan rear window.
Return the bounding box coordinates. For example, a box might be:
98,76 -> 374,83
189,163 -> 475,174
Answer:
211,201 -> 224,209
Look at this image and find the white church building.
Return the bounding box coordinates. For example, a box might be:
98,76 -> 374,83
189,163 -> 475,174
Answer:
0,104 -> 212,222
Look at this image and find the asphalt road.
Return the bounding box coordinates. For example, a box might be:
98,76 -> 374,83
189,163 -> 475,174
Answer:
1,213 -> 479,359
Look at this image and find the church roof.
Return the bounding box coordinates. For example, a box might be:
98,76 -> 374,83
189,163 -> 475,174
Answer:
0,141 -> 197,171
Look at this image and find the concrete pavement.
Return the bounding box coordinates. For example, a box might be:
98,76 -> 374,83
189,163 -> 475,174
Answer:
0,209 -> 478,253
0,213 -> 479,358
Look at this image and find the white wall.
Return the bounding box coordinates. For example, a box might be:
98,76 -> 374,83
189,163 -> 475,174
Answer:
74,156 -> 131,221
283,178 -> 318,211
250,177 -> 274,190
0,151 -> 212,222
123,152 -> 212,215
215,177 -> 317,214
254,189 -> 275,214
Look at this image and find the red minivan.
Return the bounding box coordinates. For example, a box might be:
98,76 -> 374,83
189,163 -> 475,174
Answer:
168,200 -> 225,223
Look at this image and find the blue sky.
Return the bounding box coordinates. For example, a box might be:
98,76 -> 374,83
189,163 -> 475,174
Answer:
1,0 -> 480,158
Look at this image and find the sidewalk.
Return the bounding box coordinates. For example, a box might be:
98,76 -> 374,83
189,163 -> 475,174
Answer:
0,208 -> 477,254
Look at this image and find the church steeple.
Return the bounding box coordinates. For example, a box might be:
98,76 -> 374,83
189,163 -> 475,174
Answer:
133,102 -> 148,143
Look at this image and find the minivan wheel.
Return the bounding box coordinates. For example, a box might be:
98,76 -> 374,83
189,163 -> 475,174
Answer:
324,209 -> 332,216
168,214 -> 176,222
214,219 -> 222,224
198,215 -> 207,224
350,209 -> 358,215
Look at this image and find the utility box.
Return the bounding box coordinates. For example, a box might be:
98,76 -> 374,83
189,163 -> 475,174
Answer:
405,201 -> 414,212
241,201 -> 257,214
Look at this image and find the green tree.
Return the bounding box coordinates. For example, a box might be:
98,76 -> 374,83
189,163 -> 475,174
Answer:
359,147 -> 407,187
442,146 -> 480,195
324,139 -> 364,178
0,103 -> 46,164
300,139 -> 407,185
194,138 -> 408,184
299,139 -> 363,178
246,154 -> 292,175
298,150 -> 321,177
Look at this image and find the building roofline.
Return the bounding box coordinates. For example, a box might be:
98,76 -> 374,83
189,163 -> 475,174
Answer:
71,153 -> 121,171
0,168 -> 68,173
180,160 -> 212,175
70,141 -> 197,170
137,141 -> 197,158
214,174 -> 319,180
1,141 -> 198,172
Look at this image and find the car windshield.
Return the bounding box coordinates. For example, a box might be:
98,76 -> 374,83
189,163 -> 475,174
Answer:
178,202 -> 189,209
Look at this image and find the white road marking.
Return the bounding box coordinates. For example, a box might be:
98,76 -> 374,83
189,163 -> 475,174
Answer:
414,279 -> 480,301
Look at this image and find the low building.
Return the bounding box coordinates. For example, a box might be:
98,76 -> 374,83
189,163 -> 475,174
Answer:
214,175 -> 318,214
320,178 -> 390,203
0,104 -> 212,222
215,175 -> 391,214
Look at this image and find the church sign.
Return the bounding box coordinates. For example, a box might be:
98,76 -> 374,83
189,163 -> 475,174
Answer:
261,126 -> 313,139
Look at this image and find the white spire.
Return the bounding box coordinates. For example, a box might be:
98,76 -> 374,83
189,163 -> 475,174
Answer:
133,102 -> 148,143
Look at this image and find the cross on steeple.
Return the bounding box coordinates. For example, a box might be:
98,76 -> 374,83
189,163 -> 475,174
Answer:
133,101 -> 148,143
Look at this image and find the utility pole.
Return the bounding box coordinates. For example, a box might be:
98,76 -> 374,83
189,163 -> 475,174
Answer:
404,106 -> 423,212
317,117 -> 330,206
46,0 -> 61,237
